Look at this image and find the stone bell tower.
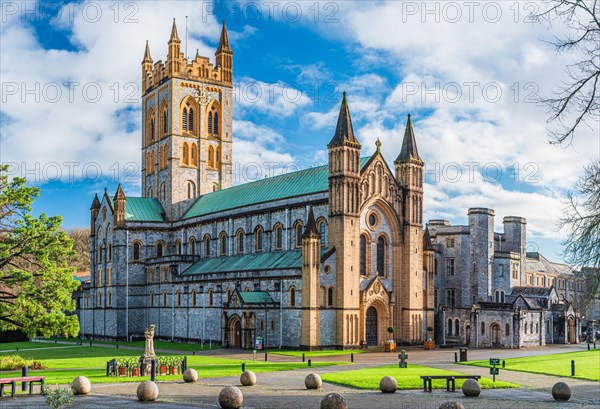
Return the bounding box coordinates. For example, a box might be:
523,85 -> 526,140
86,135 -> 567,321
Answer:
394,114 -> 425,343
328,92 -> 361,349
140,19 -> 234,220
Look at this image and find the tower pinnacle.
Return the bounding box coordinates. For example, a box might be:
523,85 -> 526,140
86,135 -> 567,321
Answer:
328,92 -> 359,148
169,18 -> 180,43
395,114 -> 422,163
217,20 -> 231,52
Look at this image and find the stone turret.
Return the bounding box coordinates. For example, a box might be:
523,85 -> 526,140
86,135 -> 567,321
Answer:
300,207 -> 321,350
113,185 -> 126,228
469,208 -> 495,303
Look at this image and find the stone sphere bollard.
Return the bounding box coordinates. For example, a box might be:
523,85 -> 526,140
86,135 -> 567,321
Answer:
461,378 -> 481,397
183,368 -> 198,383
551,382 -> 571,401
305,373 -> 322,390
439,401 -> 465,409
379,376 -> 397,393
320,392 -> 348,409
136,380 -> 159,402
219,386 -> 244,409
72,376 -> 91,395
240,370 -> 256,386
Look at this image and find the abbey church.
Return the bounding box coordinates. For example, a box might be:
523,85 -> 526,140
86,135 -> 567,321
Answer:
77,19 -> 587,349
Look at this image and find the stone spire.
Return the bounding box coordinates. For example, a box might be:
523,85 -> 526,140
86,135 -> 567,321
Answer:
169,18 -> 180,43
328,92 -> 359,148
395,114 -> 422,163
217,20 -> 231,52
303,207 -> 320,238
90,193 -> 101,210
142,40 -> 152,63
113,184 -> 126,227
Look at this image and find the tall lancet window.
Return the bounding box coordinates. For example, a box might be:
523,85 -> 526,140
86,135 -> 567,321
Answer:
377,236 -> 386,276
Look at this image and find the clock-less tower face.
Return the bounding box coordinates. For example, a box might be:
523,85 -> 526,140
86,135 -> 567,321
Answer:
140,20 -> 233,221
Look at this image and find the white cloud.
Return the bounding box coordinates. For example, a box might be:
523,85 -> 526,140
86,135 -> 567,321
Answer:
235,77 -> 312,118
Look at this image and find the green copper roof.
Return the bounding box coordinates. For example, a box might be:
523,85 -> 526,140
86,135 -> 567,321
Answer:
239,291 -> 274,304
182,250 -> 303,275
183,157 -> 371,219
182,248 -> 333,275
125,197 -> 165,222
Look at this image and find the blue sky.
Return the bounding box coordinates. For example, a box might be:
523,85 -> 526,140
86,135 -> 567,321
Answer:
1,1 -> 599,263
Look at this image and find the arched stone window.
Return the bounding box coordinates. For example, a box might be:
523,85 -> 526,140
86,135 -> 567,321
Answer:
175,239 -> 181,255
208,146 -> 215,167
454,319 -> 460,336
208,111 -> 213,134
204,235 -> 211,257
447,318 -> 453,335
132,241 -> 142,261
189,237 -> 196,256
208,289 -> 214,306
150,291 -> 154,307
214,112 -> 219,135
274,224 -> 283,250
156,241 -> 164,258
480,321 -> 485,335
294,221 -> 303,248
236,229 -> 245,254
219,232 -> 228,256
160,182 -> 166,201
162,108 -> 168,136
360,234 -> 367,275
176,290 -> 182,307
289,286 -> 296,306
192,289 -> 197,307
182,107 -> 188,131
317,218 -> 327,247
255,226 -> 264,252
108,291 -> 112,307
182,142 -> 189,166
187,181 -> 196,199
505,323 -> 510,336
162,290 -> 167,306
188,107 -> 194,132
190,143 -> 197,166
327,287 -> 333,307
376,236 -> 386,276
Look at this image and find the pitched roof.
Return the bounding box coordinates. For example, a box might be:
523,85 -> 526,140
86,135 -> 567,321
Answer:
395,114 -> 422,163
328,92 -> 359,148
423,226 -> 434,251
183,157 -> 371,219
182,248 -> 333,275
238,291 -> 274,304
512,286 -> 552,297
109,196 -> 165,222
90,194 -> 101,210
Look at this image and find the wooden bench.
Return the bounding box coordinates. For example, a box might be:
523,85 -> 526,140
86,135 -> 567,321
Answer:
420,375 -> 480,392
0,376 -> 45,398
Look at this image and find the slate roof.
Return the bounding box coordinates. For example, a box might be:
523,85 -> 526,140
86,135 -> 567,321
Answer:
183,157 -> 371,219
512,286 -> 553,297
526,252 -> 572,276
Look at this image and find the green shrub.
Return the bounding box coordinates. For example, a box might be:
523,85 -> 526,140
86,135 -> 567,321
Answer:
0,355 -> 45,370
42,386 -> 74,409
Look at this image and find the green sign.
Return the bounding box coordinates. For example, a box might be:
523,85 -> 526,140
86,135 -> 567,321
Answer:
490,367 -> 499,375
490,358 -> 500,366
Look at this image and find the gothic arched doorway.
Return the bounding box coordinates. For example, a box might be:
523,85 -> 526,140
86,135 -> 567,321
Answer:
227,315 -> 242,348
366,306 -> 378,346
567,317 -> 576,344
491,323 -> 501,346
465,323 -> 471,345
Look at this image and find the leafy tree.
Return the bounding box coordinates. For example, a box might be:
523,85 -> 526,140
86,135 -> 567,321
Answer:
0,165 -> 79,337
559,159 -> 600,306
535,0 -> 599,144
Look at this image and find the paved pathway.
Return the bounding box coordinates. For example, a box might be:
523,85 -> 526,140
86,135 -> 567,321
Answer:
1,343 -> 598,408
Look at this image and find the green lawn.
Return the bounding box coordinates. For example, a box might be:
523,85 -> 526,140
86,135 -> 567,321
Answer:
29,338 -> 220,352
0,344 -> 343,384
459,350 -> 600,382
321,364 -> 519,390
265,349 -> 363,358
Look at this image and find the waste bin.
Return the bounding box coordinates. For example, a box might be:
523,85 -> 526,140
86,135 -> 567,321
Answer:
459,347 -> 467,362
